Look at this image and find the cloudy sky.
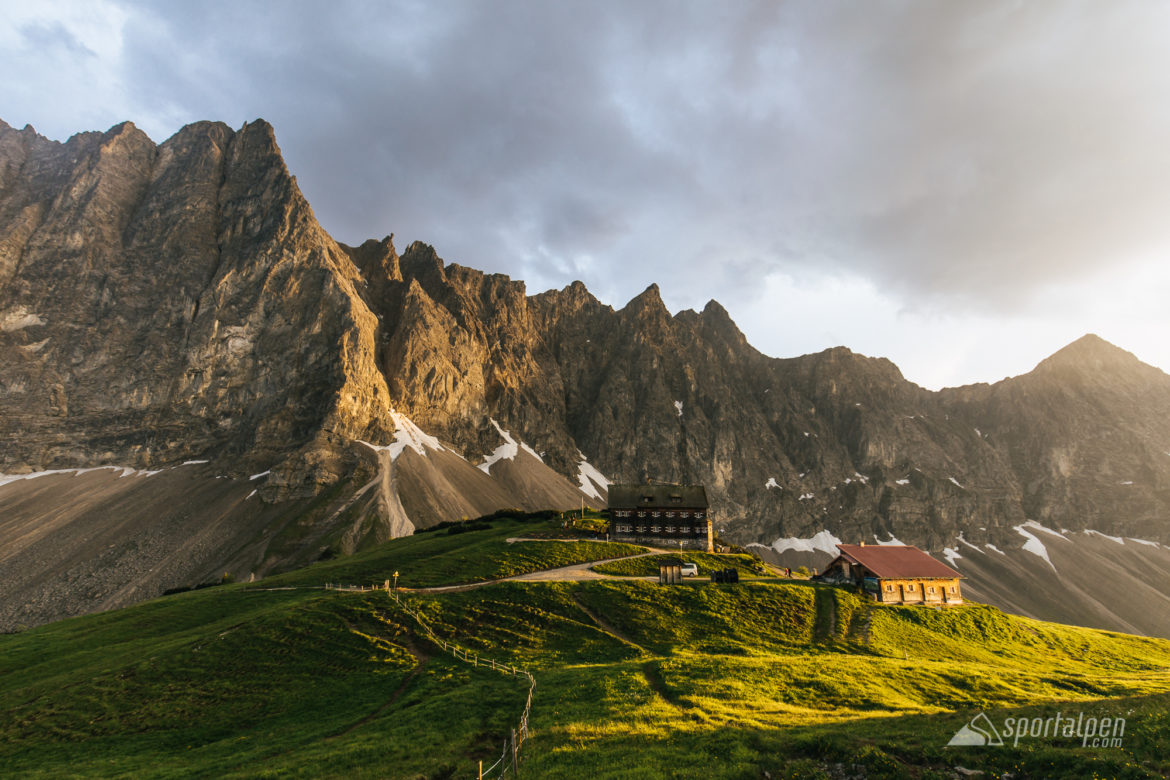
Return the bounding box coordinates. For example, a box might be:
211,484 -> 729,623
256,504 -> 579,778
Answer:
3,1 -> 1169,388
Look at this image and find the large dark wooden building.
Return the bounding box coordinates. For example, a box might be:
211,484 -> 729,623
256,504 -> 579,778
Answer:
816,543 -> 964,605
606,484 -> 713,551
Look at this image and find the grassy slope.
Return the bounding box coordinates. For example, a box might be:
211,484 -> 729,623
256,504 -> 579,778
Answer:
591,551 -> 766,577
264,516 -> 646,589
3,519 -> 1170,779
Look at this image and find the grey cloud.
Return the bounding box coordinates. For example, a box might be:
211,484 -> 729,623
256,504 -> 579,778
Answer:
19,1 -> 1170,318
19,21 -> 96,58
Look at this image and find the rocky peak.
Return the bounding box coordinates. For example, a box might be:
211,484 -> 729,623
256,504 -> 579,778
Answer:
1032,334 -> 1148,376
620,283 -> 672,329
346,236 -> 402,284
699,298 -> 748,347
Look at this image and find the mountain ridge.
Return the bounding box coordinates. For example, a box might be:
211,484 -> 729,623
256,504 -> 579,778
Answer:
3,116 -> 1170,633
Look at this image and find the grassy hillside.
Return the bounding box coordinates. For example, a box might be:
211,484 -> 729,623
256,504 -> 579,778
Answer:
265,515 -> 646,589
591,551 -> 766,577
3,517 -> 1170,778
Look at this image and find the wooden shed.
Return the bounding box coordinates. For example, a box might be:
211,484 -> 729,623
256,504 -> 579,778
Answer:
816,543 -> 963,605
658,558 -> 683,585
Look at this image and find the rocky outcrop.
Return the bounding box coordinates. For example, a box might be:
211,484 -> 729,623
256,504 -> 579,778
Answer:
0,119 -> 395,499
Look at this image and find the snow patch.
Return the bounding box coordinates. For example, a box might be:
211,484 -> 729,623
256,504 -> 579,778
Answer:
361,410 -> 446,461
182,460 -> 210,466
1129,537 -> 1162,548
873,533 -> 904,546
853,472 -> 869,484
985,543 -> 1006,555
1120,480 -> 1134,486
674,400 -> 683,416
798,492 -> 814,501
1013,524 -> 1058,573
895,478 -> 910,486
948,477 -> 964,488
1084,529 -> 1125,545
389,410 -> 445,459
0,466 -> 161,488
1020,520 -> 1068,540
765,477 -> 780,490
245,489 -> 257,500
942,547 -> 962,567
249,470 -> 271,481
576,458 -> 611,501
479,418 -> 543,473
767,530 -> 843,556
957,536 -> 985,554
974,428 -> 982,437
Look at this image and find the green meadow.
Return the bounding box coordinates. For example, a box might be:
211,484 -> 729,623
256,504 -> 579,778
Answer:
590,551 -> 767,577
3,517 -> 1170,778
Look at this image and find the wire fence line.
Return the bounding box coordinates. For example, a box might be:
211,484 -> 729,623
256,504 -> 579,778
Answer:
326,583 -> 535,779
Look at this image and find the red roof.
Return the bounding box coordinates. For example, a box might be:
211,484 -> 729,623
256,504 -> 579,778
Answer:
835,544 -> 961,579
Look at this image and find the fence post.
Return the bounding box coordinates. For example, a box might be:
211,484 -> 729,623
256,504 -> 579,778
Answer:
478,759 -> 483,780
511,728 -> 519,776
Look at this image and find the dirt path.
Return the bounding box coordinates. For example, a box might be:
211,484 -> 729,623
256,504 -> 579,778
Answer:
854,605 -> 873,646
328,618 -> 431,739
408,549 -> 663,594
814,589 -> 837,641
641,661 -> 684,709
570,593 -> 646,652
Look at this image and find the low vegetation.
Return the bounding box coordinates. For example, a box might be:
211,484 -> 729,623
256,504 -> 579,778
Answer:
4,516 -> 1170,778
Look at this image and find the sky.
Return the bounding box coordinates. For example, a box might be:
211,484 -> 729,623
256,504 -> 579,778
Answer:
2,0 -> 1169,389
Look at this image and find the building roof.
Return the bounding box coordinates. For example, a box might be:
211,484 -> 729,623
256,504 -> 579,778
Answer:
835,544 -> 962,579
607,484 -> 708,510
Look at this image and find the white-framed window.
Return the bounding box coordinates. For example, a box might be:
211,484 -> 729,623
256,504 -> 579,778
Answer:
885,584 -> 893,592
929,586 -> 935,594
680,511 -> 690,518
950,585 -> 957,593
651,526 -> 661,533
666,526 -> 675,533
652,511 -> 661,518
906,583 -> 915,591
695,512 -> 704,519
637,511 -> 646,518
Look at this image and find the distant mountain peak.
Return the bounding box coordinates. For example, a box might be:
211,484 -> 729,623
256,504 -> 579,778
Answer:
623,282 -> 667,313
1033,334 -> 1145,375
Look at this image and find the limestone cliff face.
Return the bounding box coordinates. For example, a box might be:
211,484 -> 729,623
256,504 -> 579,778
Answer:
0,118 -> 393,494
342,231 -> 1170,552
3,116 -> 1170,559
